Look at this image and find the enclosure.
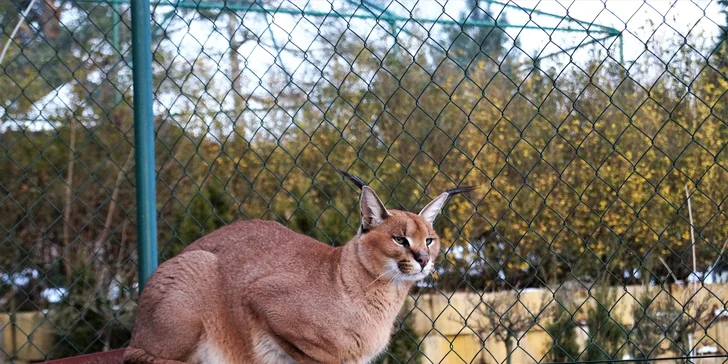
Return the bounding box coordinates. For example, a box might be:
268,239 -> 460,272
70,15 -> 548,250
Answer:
2,0 -> 728,363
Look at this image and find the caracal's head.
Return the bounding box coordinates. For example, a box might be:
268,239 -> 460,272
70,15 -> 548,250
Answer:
339,171 -> 474,282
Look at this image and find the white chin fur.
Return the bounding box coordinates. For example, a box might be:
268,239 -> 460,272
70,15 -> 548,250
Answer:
398,261 -> 434,281
384,260 -> 434,282
399,272 -> 428,281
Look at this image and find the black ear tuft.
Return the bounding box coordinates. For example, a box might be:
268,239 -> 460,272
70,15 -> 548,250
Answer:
336,169 -> 368,190
444,185 -> 478,196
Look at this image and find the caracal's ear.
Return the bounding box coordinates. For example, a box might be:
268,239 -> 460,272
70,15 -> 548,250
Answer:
418,193 -> 448,226
360,186 -> 391,232
419,186 -> 478,226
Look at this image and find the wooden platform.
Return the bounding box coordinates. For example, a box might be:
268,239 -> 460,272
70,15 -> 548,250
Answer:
43,349 -> 125,364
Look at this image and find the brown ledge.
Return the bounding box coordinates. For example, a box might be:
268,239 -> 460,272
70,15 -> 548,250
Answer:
43,349 -> 126,364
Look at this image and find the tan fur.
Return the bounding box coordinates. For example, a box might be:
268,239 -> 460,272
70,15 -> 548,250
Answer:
125,186 -> 448,364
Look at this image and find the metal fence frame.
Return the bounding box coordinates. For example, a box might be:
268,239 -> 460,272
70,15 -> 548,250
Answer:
121,0 -> 626,293
129,0 -> 157,292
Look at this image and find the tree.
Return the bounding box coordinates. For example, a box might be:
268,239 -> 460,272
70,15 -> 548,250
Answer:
544,308 -> 580,363
12,0 -> 61,40
442,0 -> 513,68
717,0 -> 727,43
630,289 -> 668,362
583,284 -> 628,361
630,286 -> 713,362
171,179 -> 234,257
457,291 -> 551,364
542,282 -> 582,363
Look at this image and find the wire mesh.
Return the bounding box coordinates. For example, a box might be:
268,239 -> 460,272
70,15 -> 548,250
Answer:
1,0 -> 728,363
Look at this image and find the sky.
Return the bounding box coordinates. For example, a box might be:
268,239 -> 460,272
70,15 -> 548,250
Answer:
200,0 -> 726,97
243,1 -> 726,65
497,0 -> 725,64
153,0 -> 723,121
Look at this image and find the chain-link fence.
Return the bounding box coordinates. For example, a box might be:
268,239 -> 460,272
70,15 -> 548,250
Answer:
2,0 -> 728,362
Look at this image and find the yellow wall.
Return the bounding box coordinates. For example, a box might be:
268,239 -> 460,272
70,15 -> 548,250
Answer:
408,284 -> 728,363
3,283 -> 728,363
0,311 -> 54,363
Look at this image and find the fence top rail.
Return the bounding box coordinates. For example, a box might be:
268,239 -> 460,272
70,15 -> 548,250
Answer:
71,0 -> 622,35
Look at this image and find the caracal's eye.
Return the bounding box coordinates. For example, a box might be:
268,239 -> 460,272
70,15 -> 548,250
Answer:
426,238 -> 434,246
392,236 -> 409,247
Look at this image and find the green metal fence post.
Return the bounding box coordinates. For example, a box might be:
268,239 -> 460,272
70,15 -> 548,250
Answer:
130,0 -> 158,291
